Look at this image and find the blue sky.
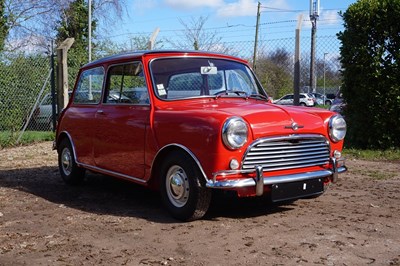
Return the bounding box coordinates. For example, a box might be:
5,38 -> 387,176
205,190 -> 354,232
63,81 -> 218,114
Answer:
102,0 -> 357,46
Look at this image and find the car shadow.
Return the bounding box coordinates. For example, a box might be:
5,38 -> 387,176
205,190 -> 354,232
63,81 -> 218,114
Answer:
206,191 -> 295,220
0,166 -> 294,223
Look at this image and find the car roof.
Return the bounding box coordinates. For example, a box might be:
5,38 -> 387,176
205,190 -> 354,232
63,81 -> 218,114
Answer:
83,50 -> 246,69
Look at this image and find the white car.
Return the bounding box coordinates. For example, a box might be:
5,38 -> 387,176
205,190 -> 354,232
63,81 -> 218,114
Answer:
311,93 -> 333,105
273,93 -> 315,107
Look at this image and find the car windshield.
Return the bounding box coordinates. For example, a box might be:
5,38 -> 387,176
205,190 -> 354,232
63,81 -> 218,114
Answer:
150,57 -> 265,100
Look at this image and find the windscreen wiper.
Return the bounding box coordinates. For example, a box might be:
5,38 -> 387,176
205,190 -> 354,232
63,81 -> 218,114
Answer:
247,93 -> 269,101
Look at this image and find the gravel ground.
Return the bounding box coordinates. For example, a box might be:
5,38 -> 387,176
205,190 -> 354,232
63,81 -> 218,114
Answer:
0,142 -> 399,265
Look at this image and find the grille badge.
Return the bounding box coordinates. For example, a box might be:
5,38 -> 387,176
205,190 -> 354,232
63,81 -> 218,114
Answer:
285,122 -> 304,131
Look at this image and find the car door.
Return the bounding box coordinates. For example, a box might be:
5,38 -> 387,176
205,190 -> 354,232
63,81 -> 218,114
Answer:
280,95 -> 293,105
65,67 -> 104,166
93,62 -> 151,179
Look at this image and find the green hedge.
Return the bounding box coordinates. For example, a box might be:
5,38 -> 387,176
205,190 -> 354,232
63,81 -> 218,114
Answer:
338,0 -> 400,149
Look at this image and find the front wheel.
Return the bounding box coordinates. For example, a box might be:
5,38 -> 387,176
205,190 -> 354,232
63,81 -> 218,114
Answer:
160,151 -> 211,221
58,138 -> 85,185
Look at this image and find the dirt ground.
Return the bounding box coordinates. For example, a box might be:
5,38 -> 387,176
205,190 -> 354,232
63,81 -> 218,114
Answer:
0,142 -> 399,266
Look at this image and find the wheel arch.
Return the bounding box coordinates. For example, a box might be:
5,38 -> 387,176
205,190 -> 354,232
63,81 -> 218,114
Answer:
149,144 -> 209,189
56,131 -> 78,161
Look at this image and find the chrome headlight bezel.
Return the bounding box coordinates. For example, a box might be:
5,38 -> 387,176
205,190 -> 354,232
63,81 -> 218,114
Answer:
222,117 -> 248,150
329,115 -> 347,142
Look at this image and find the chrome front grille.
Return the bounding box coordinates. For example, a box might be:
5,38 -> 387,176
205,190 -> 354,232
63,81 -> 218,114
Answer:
242,135 -> 330,172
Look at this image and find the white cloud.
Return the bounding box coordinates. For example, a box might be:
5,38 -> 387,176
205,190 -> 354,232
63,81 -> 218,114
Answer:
217,0 -> 258,17
132,0 -> 158,12
264,0 -> 290,11
216,0 -> 290,18
320,9 -> 341,25
140,0 -> 291,18
164,0 -> 224,9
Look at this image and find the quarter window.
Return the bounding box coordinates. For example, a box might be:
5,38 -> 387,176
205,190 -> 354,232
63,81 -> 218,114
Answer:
73,67 -> 104,104
105,62 -> 149,104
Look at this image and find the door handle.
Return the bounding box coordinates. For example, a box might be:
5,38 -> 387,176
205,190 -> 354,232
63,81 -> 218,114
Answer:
97,110 -> 105,114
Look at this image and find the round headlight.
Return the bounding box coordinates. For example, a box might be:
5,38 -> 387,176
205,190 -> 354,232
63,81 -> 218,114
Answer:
222,117 -> 248,149
329,115 -> 347,142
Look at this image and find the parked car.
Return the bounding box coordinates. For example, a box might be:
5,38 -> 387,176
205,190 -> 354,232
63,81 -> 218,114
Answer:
311,92 -> 333,106
55,51 -> 347,221
31,92 -> 70,131
31,93 -> 55,130
325,93 -> 336,105
329,92 -> 346,115
273,93 -> 315,106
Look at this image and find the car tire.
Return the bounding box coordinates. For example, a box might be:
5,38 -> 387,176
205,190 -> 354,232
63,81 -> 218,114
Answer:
58,138 -> 85,185
300,102 -> 306,106
160,150 -> 212,221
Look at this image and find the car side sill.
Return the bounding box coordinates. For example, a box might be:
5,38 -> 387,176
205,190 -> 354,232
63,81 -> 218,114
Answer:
77,163 -> 147,184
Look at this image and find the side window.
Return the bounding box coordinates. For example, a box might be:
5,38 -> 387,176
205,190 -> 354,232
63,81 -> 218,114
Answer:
105,62 -> 149,104
73,67 -> 104,104
283,95 -> 293,100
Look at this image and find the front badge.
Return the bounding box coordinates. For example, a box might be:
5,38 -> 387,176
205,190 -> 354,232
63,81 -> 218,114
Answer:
285,122 -> 304,131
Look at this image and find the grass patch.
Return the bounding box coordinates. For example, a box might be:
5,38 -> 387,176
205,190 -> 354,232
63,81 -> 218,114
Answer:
353,169 -> 397,180
343,148 -> 400,161
366,170 -> 396,180
0,131 -> 55,148
315,104 -> 331,110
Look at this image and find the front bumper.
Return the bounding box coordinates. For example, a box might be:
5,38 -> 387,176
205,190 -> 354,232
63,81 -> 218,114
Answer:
206,158 -> 347,196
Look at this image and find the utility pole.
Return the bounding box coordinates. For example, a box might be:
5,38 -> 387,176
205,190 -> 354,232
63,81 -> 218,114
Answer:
252,2 -> 261,71
88,0 -> 92,62
293,14 -> 303,106
309,0 -> 319,93
323,52 -> 328,100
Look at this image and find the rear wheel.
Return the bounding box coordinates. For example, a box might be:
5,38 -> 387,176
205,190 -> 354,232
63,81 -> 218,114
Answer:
58,138 -> 85,185
160,151 -> 211,221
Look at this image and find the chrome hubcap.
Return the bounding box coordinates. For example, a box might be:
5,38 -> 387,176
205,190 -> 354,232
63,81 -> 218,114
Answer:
61,148 -> 72,176
166,165 -> 190,207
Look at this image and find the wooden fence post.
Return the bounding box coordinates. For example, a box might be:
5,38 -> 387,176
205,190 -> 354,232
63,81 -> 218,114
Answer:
56,38 -> 74,115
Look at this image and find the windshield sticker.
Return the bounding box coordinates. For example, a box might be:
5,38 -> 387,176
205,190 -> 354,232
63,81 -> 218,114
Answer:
157,84 -> 167,96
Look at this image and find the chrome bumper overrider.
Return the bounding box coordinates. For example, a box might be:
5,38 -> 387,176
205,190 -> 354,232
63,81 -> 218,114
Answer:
206,159 -> 347,196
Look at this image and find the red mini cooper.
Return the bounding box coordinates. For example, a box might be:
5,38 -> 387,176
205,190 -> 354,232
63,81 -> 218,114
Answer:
55,51 -> 347,221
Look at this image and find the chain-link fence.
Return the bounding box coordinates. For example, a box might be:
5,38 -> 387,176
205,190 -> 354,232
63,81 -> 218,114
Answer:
0,35 -> 342,145
0,52 -> 54,142
204,35 -> 342,99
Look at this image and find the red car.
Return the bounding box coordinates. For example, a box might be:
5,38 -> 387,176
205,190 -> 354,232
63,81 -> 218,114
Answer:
55,51 -> 347,221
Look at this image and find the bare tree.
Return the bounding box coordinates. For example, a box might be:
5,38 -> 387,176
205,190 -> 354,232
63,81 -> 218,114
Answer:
167,16 -> 231,53
91,0 -> 126,34
95,35 -> 164,58
3,0 -> 125,51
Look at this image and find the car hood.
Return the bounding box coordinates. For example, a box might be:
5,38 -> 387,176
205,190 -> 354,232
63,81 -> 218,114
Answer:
161,98 -> 332,139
